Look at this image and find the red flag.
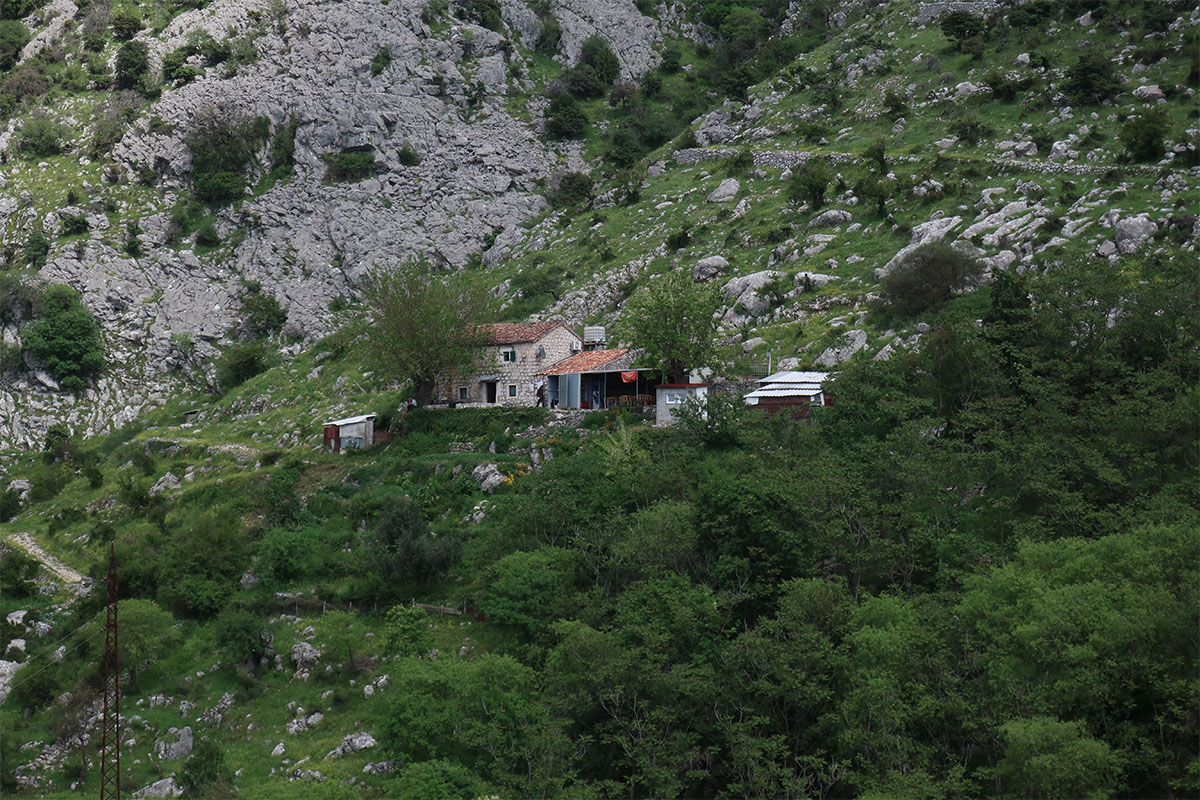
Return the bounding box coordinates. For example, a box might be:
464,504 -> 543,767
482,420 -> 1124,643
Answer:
621,371 -> 638,383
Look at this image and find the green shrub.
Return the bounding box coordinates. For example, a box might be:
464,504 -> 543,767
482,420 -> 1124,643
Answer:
940,10 -> 985,50
370,45 -> 392,76
179,738 -> 234,797
0,548 -> 36,594
1119,107 -> 1170,162
565,63 -> 605,99
361,496 -> 460,587
23,228 -> 50,267
162,48 -> 200,83
194,171 -> 245,203
59,213 -> 89,236
124,221 -> 142,256
257,528 -> 322,584
110,11 -> 141,40
785,159 -> 832,209
323,150 -> 377,182
881,242 -> 984,317
240,290 -> 287,336
21,284 -> 104,390
186,109 -> 269,205
950,114 -> 993,145
666,228 -> 690,250
0,19 -> 28,71
551,171 -> 593,207
114,39 -> 149,89
985,69 -> 1034,102
1008,0 -> 1053,29
536,15 -> 560,54
660,45 -> 681,73
544,93 -> 588,139
724,148 -> 754,176
16,115 -> 68,157
397,140 -> 421,166
579,34 -> 620,85
1063,50 -> 1120,104
194,220 -> 221,247
215,341 -> 270,391
461,0 -> 501,31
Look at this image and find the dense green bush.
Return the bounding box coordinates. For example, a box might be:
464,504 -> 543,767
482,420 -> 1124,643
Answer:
59,212 -> 88,236
0,548 -> 36,595
1120,107 -> 1170,162
544,93 -> 588,139
194,220 -> 221,247
361,497 -> 460,589
370,45 -> 392,76
110,11 -> 141,40
397,140 -> 421,166
186,109 -> 269,203
323,150 -> 377,182
215,341 -> 270,391
579,34 -> 620,85
565,63 -> 605,99
460,0 -> 501,31
21,284 -> 104,391
536,15 -> 560,54
1063,50 -> 1121,104
785,158 -> 833,208
161,48 -> 200,84
880,242 -> 984,317
114,39 -> 149,89
0,272 -> 44,321
0,19 -> 28,71
240,290 -> 287,336
550,171 -> 593,207
950,113 -> 993,145
939,10 -> 984,49
15,115 -> 68,157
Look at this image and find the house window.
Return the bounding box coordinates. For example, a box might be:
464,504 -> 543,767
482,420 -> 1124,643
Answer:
508,384 -> 518,397
501,349 -> 517,362
458,387 -> 468,400
810,392 -> 824,406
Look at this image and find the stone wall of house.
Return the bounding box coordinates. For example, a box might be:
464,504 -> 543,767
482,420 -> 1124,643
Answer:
450,326 -> 581,406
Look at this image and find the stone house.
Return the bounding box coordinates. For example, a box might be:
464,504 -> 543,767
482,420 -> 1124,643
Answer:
447,322 -> 582,406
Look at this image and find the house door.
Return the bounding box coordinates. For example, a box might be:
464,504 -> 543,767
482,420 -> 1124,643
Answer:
485,382 -> 497,404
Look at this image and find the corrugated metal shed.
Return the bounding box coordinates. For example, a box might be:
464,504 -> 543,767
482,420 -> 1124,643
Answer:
325,413 -> 377,427
744,370 -> 830,405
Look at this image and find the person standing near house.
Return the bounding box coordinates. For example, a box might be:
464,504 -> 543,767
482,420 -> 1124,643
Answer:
536,384 -> 546,407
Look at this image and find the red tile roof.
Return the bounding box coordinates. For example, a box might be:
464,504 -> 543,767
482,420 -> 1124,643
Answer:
477,321 -> 571,345
539,348 -> 633,376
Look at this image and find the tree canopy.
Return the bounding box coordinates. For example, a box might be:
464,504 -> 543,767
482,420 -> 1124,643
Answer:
363,261 -> 494,404
619,270 -> 720,382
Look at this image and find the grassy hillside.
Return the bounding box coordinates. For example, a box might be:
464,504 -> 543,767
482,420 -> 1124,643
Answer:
3,243 -> 1198,797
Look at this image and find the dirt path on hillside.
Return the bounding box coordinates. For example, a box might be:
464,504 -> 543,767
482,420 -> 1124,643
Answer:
5,532 -> 85,584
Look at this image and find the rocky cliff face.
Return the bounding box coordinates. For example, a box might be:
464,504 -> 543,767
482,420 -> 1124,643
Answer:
0,0 -> 661,448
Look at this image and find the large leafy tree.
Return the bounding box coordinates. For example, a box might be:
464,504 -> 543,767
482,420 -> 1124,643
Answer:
364,261 -> 493,404
619,271 -> 719,382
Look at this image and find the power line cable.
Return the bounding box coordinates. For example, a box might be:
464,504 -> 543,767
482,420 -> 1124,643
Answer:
5,626 -> 105,696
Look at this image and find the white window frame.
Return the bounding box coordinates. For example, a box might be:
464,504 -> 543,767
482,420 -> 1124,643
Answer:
508,384 -> 518,397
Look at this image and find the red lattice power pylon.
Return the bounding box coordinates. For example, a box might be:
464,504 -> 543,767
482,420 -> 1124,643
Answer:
99,544 -> 120,800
